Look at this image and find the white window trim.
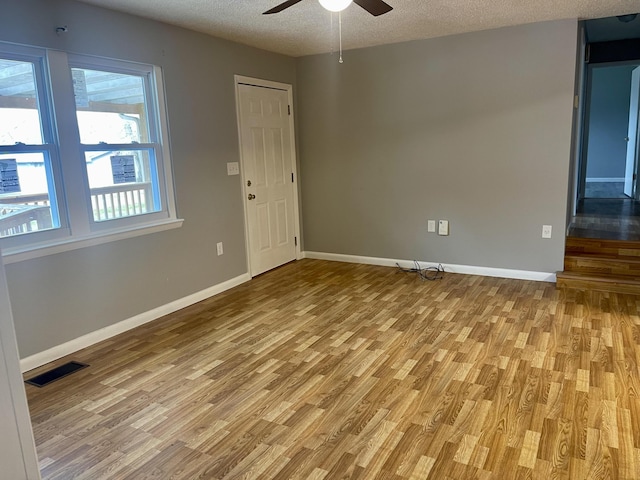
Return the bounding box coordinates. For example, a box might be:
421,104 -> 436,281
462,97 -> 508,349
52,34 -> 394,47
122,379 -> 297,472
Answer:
0,43 -> 181,261
2,218 -> 183,264
68,56 -> 174,232
0,47 -> 71,249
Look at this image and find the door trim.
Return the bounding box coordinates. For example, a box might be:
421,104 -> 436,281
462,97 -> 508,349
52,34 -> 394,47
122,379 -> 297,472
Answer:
577,63 -> 594,203
234,75 -> 302,277
0,251 -> 42,479
569,25 -> 587,219
626,66 -> 640,200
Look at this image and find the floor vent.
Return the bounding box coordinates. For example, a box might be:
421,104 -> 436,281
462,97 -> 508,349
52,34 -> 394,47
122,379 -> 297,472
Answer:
25,361 -> 89,388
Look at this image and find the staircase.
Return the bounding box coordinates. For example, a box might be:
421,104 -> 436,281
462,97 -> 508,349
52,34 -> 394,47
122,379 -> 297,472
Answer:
556,237 -> 640,294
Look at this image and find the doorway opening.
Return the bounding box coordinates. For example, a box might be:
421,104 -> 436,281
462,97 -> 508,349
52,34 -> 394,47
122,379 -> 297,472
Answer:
581,63 -> 639,200
569,15 -> 640,241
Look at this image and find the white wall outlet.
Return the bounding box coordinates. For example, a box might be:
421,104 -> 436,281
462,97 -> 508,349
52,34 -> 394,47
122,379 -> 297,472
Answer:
216,242 -> 224,255
438,220 -> 449,236
226,162 -> 240,175
542,225 -> 552,239
427,220 -> 436,233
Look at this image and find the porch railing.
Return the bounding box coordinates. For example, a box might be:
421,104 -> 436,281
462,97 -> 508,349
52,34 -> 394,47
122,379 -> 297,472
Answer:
0,193 -> 50,206
0,205 -> 53,237
90,182 -> 152,221
0,193 -> 52,237
0,182 -> 153,236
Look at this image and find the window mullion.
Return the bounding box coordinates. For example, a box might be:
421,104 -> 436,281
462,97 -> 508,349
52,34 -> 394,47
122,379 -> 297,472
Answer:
46,50 -> 92,236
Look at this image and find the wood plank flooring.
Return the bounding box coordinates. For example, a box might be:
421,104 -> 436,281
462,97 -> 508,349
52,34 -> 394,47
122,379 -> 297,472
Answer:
24,259 -> 640,479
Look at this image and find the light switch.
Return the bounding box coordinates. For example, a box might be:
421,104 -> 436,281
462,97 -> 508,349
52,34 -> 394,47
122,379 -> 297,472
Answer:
227,162 -> 240,175
427,220 -> 436,233
438,220 -> 449,236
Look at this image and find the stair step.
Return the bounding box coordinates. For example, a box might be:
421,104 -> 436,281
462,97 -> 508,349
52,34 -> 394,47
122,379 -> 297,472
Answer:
556,271 -> 640,295
563,255 -> 640,276
565,237 -> 640,259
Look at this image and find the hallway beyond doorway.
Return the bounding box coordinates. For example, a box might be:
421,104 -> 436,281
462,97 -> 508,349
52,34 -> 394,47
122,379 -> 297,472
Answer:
584,181 -> 627,198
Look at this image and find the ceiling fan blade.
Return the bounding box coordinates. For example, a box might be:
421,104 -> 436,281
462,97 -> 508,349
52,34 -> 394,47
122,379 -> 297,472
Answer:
353,0 -> 392,16
263,0 -> 305,14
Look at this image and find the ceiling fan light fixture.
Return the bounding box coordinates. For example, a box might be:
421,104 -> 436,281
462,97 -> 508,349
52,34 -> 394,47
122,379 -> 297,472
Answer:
318,0 -> 352,13
617,14 -> 638,23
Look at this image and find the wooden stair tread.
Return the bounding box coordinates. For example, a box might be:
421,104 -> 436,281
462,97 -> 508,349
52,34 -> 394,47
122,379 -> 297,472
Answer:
557,271 -> 640,284
565,237 -> 640,248
565,239 -> 640,259
565,249 -> 640,259
563,255 -> 640,275
557,271 -> 640,295
564,254 -> 640,264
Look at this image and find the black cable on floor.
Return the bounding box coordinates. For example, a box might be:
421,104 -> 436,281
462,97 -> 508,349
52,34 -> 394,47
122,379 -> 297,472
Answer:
396,261 -> 445,281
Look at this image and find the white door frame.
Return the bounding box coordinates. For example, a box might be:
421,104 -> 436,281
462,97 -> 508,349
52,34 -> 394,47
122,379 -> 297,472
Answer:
234,75 -> 302,277
0,251 -> 41,479
626,66 -> 640,199
569,25 -> 587,218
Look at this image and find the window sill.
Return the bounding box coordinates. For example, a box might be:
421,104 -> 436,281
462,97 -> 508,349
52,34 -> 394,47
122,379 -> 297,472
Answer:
2,218 -> 184,264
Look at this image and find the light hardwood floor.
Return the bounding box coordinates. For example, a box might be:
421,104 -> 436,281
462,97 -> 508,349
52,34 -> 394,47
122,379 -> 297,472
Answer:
25,259 -> 640,479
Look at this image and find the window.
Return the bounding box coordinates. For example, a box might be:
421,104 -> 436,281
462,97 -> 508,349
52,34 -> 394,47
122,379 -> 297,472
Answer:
0,54 -> 62,238
0,44 -> 178,258
70,60 -> 166,225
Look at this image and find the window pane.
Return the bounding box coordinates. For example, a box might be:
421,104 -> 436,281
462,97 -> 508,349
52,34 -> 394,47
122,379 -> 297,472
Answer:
85,149 -> 161,222
72,68 -> 149,144
0,152 -> 58,237
0,59 -> 44,145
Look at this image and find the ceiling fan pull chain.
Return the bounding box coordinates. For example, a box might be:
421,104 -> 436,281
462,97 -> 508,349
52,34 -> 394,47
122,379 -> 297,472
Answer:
330,11 -> 335,55
339,11 -> 344,63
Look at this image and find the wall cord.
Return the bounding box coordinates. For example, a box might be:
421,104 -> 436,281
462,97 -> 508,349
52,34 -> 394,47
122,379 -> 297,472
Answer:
396,261 -> 445,281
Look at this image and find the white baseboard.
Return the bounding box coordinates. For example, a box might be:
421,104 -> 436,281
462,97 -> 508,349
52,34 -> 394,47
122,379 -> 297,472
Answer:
585,177 -> 624,183
20,273 -> 251,373
303,251 -> 556,283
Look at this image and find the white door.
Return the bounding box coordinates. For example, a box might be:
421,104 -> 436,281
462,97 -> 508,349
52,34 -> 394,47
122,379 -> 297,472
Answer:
624,66 -> 640,197
237,83 -> 297,277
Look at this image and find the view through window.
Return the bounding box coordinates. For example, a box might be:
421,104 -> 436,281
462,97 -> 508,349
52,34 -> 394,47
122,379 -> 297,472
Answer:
72,66 -> 162,222
0,57 -> 59,238
0,44 -> 175,250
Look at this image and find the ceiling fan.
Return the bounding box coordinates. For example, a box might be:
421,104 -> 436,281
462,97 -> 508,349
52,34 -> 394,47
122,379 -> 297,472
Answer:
264,0 -> 392,16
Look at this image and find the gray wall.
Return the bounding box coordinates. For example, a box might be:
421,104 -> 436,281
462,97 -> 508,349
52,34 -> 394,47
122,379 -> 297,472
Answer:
585,65 -> 635,179
1,0 -> 296,358
296,20 -> 577,273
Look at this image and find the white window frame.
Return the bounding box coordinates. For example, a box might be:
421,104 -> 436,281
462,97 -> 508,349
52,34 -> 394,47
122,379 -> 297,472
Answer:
68,55 -> 175,231
0,45 -> 70,250
0,43 -> 180,263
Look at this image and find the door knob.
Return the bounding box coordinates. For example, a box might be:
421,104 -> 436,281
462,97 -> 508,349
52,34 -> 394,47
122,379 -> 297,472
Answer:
248,194 -> 255,200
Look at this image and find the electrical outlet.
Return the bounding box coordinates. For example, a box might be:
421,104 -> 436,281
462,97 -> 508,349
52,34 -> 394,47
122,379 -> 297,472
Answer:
216,242 -> 224,255
438,220 -> 449,236
542,225 -> 552,239
226,162 -> 239,175
427,220 -> 436,233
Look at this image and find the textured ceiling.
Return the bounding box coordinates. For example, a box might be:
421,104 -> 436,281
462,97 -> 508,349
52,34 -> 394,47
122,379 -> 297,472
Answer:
75,0 -> 640,57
